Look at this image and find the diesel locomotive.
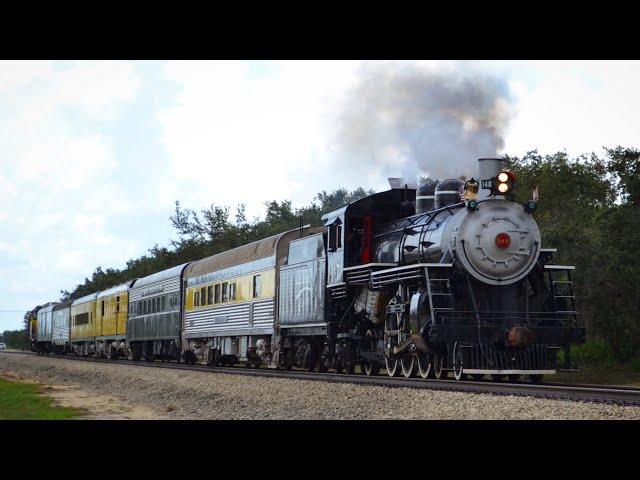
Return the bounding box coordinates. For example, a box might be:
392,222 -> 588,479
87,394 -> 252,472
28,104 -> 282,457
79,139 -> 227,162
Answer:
28,158 -> 585,382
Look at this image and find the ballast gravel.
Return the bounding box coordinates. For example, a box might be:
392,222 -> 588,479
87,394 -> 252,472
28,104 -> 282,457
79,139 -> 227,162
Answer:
2,352 -> 640,420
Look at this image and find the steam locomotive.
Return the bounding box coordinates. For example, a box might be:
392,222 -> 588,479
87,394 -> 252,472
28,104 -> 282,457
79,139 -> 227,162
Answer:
280,157 -> 585,381
28,157 -> 585,383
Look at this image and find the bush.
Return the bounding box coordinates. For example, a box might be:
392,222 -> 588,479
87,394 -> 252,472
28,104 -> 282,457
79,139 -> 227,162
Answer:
2,330 -> 30,350
564,338 -> 616,369
629,356 -> 640,373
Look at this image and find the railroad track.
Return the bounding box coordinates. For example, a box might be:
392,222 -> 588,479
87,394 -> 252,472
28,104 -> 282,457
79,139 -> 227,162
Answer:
3,350 -> 640,406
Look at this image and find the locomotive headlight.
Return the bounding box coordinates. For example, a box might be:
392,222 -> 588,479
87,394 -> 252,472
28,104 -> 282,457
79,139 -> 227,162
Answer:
493,170 -> 515,195
497,172 -> 510,183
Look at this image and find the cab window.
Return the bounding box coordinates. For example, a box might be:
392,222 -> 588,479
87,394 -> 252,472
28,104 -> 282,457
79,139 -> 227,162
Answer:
253,275 -> 261,298
327,219 -> 343,251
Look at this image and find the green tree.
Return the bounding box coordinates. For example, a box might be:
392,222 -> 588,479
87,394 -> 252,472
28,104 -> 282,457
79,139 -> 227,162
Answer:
507,149 -> 640,362
2,329 -> 30,350
58,187 -> 373,303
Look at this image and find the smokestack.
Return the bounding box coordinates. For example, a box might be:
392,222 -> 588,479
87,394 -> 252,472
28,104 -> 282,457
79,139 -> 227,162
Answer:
388,177 -> 406,189
388,177 -> 417,189
477,157 -> 505,200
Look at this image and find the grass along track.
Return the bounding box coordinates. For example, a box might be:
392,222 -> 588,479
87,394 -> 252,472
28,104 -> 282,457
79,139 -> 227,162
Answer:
3,350 -> 640,407
0,376 -> 83,420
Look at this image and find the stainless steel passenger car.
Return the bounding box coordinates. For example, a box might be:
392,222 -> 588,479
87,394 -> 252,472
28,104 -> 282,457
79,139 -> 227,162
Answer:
182,227 -> 322,367
127,264 -> 189,361
34,302 -> 57,354
51,301 -> 71,354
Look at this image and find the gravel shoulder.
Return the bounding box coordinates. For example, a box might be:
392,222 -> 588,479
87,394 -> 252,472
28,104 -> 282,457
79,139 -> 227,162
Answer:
2,352 -> 640,420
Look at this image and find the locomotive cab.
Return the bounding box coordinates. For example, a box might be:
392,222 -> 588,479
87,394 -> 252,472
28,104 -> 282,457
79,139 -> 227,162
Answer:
321,184 -> 417,287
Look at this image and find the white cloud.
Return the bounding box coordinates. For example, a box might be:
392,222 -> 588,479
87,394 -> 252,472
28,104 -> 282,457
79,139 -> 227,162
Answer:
0,60 -> 54,93
158,60 -> 360,216
504,60 -> 640,157
0,61 -> 141,329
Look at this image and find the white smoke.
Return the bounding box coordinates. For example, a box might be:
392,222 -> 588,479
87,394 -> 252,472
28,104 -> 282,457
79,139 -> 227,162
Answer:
331,62 -> 514,183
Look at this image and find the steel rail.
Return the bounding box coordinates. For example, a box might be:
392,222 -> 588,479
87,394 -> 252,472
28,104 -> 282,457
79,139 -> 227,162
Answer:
3,350 -> 640,407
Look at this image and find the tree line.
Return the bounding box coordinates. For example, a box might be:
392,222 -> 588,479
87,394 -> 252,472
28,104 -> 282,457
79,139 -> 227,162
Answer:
506,147 -> 640,366
11,147 -> 640,366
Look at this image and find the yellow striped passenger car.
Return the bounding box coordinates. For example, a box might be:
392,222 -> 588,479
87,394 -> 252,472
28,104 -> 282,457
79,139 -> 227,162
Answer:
70,292 -> 98,356
95,281 -> 134,358
182,227 -> 321,366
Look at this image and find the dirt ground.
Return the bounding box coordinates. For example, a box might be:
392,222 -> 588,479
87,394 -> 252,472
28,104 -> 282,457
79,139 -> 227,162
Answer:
0,370 -> 166,420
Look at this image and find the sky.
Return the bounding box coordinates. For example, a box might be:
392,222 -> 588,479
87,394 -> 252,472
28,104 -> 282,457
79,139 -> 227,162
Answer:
1,60 -> 638,331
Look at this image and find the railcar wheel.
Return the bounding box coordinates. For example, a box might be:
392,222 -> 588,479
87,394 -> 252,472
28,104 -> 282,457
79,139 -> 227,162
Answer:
385,356 -> 400,377
529,374 -> 544,383
434,353 -> 448,380
345,360 -> 356,375
452,342 -> 466,381
341,342 -> 357,374
507,374 -> 520,382
364,360 -> 380,376
401,356 -> 417,378
417,353 -> 434,379
491,374 -> 505,382
363,329 -> 380,376
471,374 -> 484,381
284,349 -> 293,371
384,303 -> 402,378
304,342 -> 317,373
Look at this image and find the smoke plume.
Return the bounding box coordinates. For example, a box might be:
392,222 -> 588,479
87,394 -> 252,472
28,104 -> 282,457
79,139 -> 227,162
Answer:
332,62 -> 514,183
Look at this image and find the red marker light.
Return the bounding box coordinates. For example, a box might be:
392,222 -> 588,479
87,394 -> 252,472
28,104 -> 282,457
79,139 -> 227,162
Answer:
495,233 -> 511,249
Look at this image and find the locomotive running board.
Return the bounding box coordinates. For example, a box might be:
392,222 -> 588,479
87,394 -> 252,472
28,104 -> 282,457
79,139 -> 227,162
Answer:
462,369 -> 556,375
343,263 -> 397,285
370,263 -> 453,289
